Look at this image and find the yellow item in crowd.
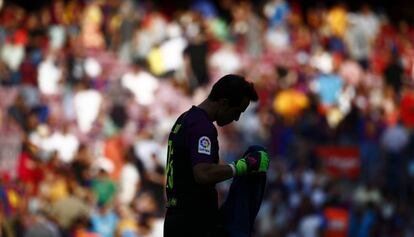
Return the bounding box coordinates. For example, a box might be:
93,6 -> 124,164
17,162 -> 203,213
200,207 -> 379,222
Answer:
49,178 -> 69,202
326,106 -> 344,128
117,219 -> 139,234
63,2 -> 74,25
326,5 -> 348,38
109,15 -> 123,33
83,3 -> 102,25
147,47 -> 165,76
273,89 -> 309,118
7,189 -> 20,208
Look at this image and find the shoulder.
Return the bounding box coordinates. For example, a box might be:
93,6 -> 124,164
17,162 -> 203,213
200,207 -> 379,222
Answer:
186,107 -> 216,132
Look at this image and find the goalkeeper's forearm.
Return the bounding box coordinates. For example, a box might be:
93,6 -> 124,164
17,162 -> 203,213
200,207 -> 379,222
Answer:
193,163 -> 234,184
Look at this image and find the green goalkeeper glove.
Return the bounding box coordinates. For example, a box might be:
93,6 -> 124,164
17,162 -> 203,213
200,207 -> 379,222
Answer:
229,145 -> 270,176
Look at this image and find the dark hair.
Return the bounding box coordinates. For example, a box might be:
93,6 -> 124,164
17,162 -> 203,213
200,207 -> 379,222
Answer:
208,74 -> 258,106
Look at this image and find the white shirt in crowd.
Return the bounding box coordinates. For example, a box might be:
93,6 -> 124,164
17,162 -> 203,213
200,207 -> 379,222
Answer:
209,43 -> 241,76
298,214 -> 323,237
159,24 -> 187,73
118,163 -> 141,205
37,56 -> 62,95
345,11 -> 379,61
48,130 -> 79,163
29,125 -> 52,157
133,138 -> 165,172
146,218 -> 164,237
353,184 -> 382,205
1,43 -> 25,71
29,125 -> 79,163
48,25 -> 66,50
74,89 -> 102,133
121,70 -> 159,106
310,49 -> 333,74
265,26 -> 290,50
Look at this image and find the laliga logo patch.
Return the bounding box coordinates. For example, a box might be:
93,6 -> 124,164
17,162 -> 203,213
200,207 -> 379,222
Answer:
198,136 -> 211,155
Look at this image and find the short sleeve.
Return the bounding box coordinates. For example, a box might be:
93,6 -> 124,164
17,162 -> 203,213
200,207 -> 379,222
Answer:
188,123 -> 219,166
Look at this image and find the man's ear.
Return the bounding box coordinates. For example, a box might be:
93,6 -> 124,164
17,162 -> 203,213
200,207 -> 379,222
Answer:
219,98 -> 230,108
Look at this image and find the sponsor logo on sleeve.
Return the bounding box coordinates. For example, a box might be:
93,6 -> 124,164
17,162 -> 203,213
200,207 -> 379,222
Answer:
198,136 -> 211,155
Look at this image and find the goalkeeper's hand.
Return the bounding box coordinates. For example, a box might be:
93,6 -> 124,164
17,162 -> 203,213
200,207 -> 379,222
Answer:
230,145 -> 270,176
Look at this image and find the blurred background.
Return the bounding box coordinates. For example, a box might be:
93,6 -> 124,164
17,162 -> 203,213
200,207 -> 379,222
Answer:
1,0 -> 414,236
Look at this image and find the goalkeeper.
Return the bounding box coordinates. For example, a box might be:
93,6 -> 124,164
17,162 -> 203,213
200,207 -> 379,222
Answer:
163,74 -> 270,237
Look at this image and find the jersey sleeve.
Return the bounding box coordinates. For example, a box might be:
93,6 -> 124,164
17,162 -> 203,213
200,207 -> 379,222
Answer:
188,123 -> 219,166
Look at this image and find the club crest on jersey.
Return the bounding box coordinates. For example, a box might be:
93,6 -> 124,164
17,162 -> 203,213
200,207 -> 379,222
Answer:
198,136 -> 211,155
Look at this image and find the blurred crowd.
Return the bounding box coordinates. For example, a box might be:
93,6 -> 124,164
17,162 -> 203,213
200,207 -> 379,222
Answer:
1,0 -> 414,236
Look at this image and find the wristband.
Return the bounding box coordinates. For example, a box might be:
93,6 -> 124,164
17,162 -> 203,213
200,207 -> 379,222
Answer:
228,163 -> 236,176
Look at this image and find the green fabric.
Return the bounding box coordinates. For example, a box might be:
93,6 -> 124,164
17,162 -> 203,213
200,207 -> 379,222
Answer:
91,178 -> 116,206
209,18 -> 229,41
234,159 -> 248,176
258,151 -> 269,172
